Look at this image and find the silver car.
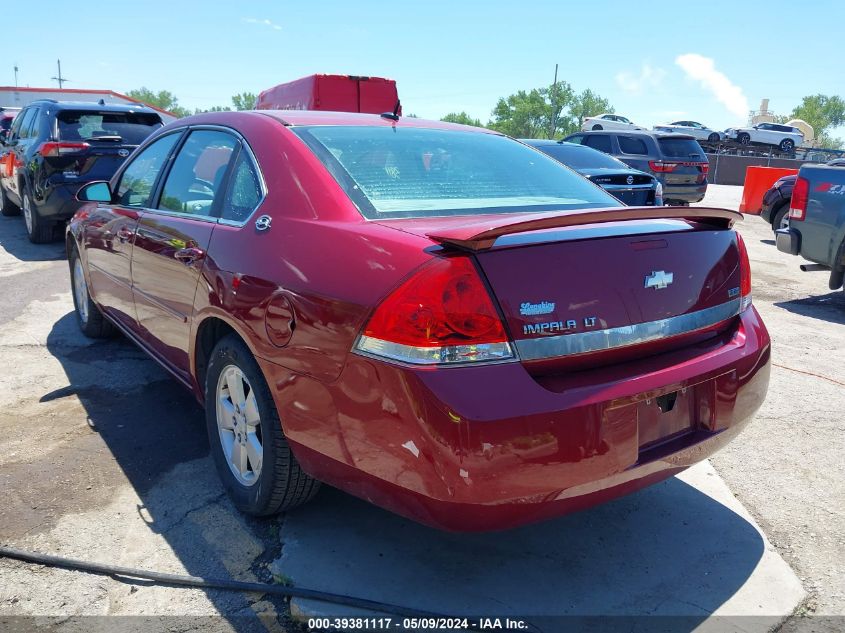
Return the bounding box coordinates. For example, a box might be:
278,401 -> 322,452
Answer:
653,121 -> 724,143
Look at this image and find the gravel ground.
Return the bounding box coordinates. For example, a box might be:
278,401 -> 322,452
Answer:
0,185 -> 841,632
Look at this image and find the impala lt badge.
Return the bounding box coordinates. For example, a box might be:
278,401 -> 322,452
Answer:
644,270 -> 673,290
520,301 -> 555,316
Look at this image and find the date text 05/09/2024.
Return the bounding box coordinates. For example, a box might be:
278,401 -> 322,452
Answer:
307,617 -> 530,631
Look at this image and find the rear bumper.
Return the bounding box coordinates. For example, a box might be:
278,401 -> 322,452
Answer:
261,307 -> 770,532
35,183 -> 83,221
776,227 -> 800,256
662,182 -> 707,204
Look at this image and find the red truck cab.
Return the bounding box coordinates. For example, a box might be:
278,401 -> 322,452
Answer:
256,74 -> 400,114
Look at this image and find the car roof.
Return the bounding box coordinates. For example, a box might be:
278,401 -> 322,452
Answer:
253,109 -> 500,133
29,99 -> 159,114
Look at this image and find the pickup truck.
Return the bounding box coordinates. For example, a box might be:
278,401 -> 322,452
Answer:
777,163 -> 845,291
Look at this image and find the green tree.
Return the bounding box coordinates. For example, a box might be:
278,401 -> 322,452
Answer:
569,89 -> 614,134
488,82 -> 612,139
789,95 -> 845,148
231,92 -> 258,111
488,88 -> 550,139
126,87 -> 190,118
194,105 -> 231,114
441,112 -> 484,127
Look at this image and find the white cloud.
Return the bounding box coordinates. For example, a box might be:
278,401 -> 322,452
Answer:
242,17 -> 282,31
615,64 -> 666,94
675,53 -> 749,119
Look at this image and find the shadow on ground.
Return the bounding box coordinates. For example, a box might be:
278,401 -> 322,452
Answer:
775,291 -> 845,325
33,313 -> 295,632
279,477 -> 767,632
0,216 -> 66,262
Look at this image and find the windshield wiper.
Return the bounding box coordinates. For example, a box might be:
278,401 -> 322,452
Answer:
83,135 -> 123,142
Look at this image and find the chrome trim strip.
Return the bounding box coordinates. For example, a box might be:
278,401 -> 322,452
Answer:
515,298 -> 742,360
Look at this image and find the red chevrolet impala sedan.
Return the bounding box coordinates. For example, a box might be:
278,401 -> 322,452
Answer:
66,111 -> 770,531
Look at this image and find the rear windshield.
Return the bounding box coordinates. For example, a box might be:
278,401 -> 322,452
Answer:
57,111 -> 162,145
658,138 -> 705,160
292,126 -> 620,219
533,143 -> 628,170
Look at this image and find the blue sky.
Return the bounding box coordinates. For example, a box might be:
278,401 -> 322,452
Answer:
5,0 -> 844,133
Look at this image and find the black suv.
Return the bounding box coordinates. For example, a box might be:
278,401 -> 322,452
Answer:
0,100 -> 162,242
562,130 -> 709,205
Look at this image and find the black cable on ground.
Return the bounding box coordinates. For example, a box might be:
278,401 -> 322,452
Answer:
0,545 -> 542,632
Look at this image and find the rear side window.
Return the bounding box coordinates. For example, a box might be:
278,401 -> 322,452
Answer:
294,126 -> 620,219
658,138 -> 705,160
618,136 -> 648,155
57,111 -> 162,145
583,135 -> 613,154
221,149 -> 263,222
116,133 -> 181,208
158,130 -> 237,216
17,108 -> 38,139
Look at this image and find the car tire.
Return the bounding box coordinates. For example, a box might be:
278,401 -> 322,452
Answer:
707,133 -> 720,142
772,204 -> 790,232
1,186 -> 20,217
22,186 -> 54,243
779,139 -> 795,153
69,247 -> 116,339
738,133 -> 751,145
205,334 -> 320,516
592,124 -> 603,131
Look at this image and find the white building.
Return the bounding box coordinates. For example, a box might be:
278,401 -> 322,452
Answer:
0,86 -> 177,122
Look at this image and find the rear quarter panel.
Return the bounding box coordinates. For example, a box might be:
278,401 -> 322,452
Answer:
795,165 -> 845,265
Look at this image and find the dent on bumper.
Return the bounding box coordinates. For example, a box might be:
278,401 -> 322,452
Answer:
260,308 -> 771,531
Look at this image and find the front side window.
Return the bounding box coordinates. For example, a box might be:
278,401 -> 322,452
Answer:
294,126 -> 619,219
158,130 -> 237,216
116,133 -> 181,208
618,116 -> 631,124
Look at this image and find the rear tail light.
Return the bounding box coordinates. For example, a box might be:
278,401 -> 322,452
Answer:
38,141 -> 90,157
648,161 -> 678,172
737,232 -> 752,311
789,176 -> 809,221
700,162 -> 710,174
355,257 -> 515,365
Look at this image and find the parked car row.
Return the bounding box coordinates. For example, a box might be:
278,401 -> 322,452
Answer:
0,99 -> 162,242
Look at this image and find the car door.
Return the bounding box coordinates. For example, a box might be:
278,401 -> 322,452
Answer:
131,127 -> 238,379
2,107 -> 37,205
83,131 -> 183,332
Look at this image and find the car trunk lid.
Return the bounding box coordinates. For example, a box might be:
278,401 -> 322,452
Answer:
387,206 -> 743,371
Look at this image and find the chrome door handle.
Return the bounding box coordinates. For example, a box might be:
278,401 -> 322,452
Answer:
174,246 -> 205,264
116,227 -> 134,243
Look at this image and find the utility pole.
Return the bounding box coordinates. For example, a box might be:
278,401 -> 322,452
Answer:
13,64 -> 18,88
549,63 -> 559,139
51,60 -> 68,89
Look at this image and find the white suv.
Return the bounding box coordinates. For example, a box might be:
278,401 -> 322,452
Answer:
725,123 -> 804,153
581,113 -> 643,132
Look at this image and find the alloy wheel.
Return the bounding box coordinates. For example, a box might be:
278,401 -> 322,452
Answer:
216,365 -> 263,486
72,258 -> 89,324
22,194 -> 32,234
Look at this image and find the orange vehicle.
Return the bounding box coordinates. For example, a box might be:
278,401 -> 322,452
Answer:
256,74 -> 400,114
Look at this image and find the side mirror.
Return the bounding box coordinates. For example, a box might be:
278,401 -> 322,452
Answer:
76,181 -> 113,203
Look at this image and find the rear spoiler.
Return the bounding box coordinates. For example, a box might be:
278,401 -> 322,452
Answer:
427,206 -> 742,251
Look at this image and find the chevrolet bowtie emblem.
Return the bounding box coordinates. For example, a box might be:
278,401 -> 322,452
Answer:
644,270 -> 673,290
